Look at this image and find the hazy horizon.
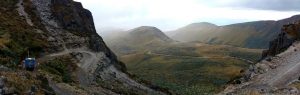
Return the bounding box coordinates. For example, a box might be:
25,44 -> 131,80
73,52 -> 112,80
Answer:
75,0 -> 300,32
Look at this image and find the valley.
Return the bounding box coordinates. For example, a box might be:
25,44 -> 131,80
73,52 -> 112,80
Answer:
121,43 -> 262,94
102,26 -> 263,94
1,0 -> 300,94
102,15 -> 300,94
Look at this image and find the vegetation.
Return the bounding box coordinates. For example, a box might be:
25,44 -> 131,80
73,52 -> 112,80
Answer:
228,50 -> 261,62
153,46 -> 200,57
120,43 -> 262,94
167,21 -> 287,49
40,56 -> 77,83
0,71 -> 55,94
123,54 -> 246,94
0,0 -> 47,68
0,0 -> 18,9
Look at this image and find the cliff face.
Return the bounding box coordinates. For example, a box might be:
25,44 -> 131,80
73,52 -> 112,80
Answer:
221,21 -> 300,95
262,21 -> 300,58
0,0 -> 165,94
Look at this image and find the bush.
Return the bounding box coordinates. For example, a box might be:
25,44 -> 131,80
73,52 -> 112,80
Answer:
0,0 -> 18,10
40,57 -> 76,83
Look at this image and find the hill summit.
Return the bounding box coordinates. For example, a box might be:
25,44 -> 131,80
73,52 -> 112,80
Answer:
103,26 -> 173,55
128,26 -> 173,43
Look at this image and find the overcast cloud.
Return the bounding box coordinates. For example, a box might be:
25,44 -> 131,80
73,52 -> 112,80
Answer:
74,0 -> 300,32
224,0 -> 300,11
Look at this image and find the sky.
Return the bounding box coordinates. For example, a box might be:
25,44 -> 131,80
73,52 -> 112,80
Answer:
74,0 -> 300,32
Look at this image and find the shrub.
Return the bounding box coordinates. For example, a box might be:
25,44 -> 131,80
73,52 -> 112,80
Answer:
40,57 -> 76,83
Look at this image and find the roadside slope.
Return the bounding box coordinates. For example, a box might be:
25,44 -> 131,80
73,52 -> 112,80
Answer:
221,21 -> 300,95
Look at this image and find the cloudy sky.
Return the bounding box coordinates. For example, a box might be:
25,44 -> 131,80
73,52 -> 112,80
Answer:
74,0 -> 300,31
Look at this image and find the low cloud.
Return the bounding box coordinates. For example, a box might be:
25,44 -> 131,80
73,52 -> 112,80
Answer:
75,0 -> 300,31
219,0 -> 300,11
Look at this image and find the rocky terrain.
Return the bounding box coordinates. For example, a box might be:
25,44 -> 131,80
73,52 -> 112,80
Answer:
0,0 -> 167,94
221,20 -> 300,95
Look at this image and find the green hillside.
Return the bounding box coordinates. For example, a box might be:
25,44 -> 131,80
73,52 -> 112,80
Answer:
167,15 -> 300,49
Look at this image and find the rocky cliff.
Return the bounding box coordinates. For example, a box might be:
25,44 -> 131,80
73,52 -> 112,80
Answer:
262,21 -> 300,58
221,21 -> 300,94
0,0 -> 166,94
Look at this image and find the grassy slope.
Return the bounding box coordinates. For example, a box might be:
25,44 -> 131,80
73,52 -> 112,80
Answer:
169,24 -> 267,49
120,43 -> 262,94
168,19 -> 300,49
0,0 -> 47,68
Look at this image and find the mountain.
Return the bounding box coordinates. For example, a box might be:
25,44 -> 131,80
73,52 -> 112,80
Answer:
128,26 -> 173,43
221,21 -> 300,94
104,26 -> 173,55
166,22 -> 218,37
168,15 -> 300,49
0,0 -> 166,94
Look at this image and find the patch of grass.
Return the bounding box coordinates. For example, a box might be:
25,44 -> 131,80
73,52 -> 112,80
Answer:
0,71 -> 55,94
228,50 -> 261,62
0,30 -> 46,68
153,46 -> 200,57
40,56 -> 77,83
124,54 -> 246,94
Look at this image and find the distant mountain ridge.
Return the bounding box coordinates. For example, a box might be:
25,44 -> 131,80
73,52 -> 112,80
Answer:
104,26 -> 173,55
168,15 -> 300,49
128,26 -> 173,43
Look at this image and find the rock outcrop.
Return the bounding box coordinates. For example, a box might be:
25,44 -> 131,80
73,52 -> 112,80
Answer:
0,0 -> 166,94
221,21 -> 300,95
262,21 -> 300,58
